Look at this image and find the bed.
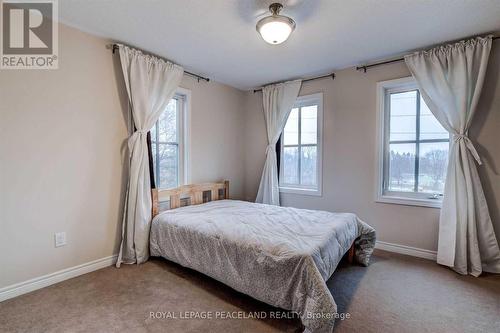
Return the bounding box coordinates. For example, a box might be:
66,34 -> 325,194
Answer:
149,181 -> 376,333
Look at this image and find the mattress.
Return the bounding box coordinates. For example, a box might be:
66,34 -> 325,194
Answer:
150,200 -> 376,332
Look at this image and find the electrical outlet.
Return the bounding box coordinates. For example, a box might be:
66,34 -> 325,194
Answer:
54,232 -> 66,247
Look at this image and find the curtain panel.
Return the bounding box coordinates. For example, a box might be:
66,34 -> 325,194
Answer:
405,36 -> 500,276
255,80 -> 301,206
116,45 -> 184,267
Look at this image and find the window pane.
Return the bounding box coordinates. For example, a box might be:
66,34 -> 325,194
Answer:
388,143 -> 416,192
301,146 -> 317,186
418,142 -> 449,194
282,146 -> 299,184
151,123 -> 157,142
158,144 -> 178,189
419,96 -> 449,140
283,108 -> 299,145
158,99 -> 177,143
301,105 -> 317,144
390,91 -> 417,141
152,142 -> 158,186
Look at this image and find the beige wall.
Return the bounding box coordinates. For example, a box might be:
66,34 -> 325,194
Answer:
179,78 -> 246,200
243,43 -> 500,252
0,24 -> 246,288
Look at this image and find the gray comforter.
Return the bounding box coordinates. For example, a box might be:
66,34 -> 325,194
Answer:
150,200 -> 376,332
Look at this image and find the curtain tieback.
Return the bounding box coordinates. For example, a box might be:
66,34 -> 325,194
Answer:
128,129 -> 148,153
266,144 -> 276,155
453,134 -> 482,165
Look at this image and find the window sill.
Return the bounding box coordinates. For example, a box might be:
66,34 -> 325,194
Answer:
279,186 -> 322,197
376,195 -> 442,209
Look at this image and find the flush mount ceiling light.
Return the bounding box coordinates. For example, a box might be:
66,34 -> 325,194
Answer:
256,3 -> 296,45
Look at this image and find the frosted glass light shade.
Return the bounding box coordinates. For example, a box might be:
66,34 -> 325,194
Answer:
256,15 -> 296,45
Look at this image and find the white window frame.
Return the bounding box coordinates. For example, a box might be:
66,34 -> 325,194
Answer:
151,87 -> 191,189
279,93 -> 323,196
375,77 -> 448,209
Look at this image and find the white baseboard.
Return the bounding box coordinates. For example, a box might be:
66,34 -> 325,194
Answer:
0,243 -> 435,302
0,255 -> 117,302
375,241 -> 437,261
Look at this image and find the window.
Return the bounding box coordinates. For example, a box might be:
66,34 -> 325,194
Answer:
376,77 -> 449,208
279,93 -> 323,196
150,89 -> 190,189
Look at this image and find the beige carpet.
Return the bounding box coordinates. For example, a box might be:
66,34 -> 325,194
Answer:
1,250 -> 499,333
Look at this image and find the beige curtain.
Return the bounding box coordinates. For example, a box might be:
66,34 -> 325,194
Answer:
116,45 -> 183,267
405,36 -> 500,276
255,80 -> 301,206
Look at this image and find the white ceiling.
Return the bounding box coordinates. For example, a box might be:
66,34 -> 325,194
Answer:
59,0 -> 500,90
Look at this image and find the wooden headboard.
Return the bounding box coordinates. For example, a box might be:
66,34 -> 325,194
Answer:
151,180 -> 229,217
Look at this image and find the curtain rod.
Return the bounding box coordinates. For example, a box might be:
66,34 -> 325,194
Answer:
111,44 -> 210,82
356,35 -> 500,73
253,73 -> 335,93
